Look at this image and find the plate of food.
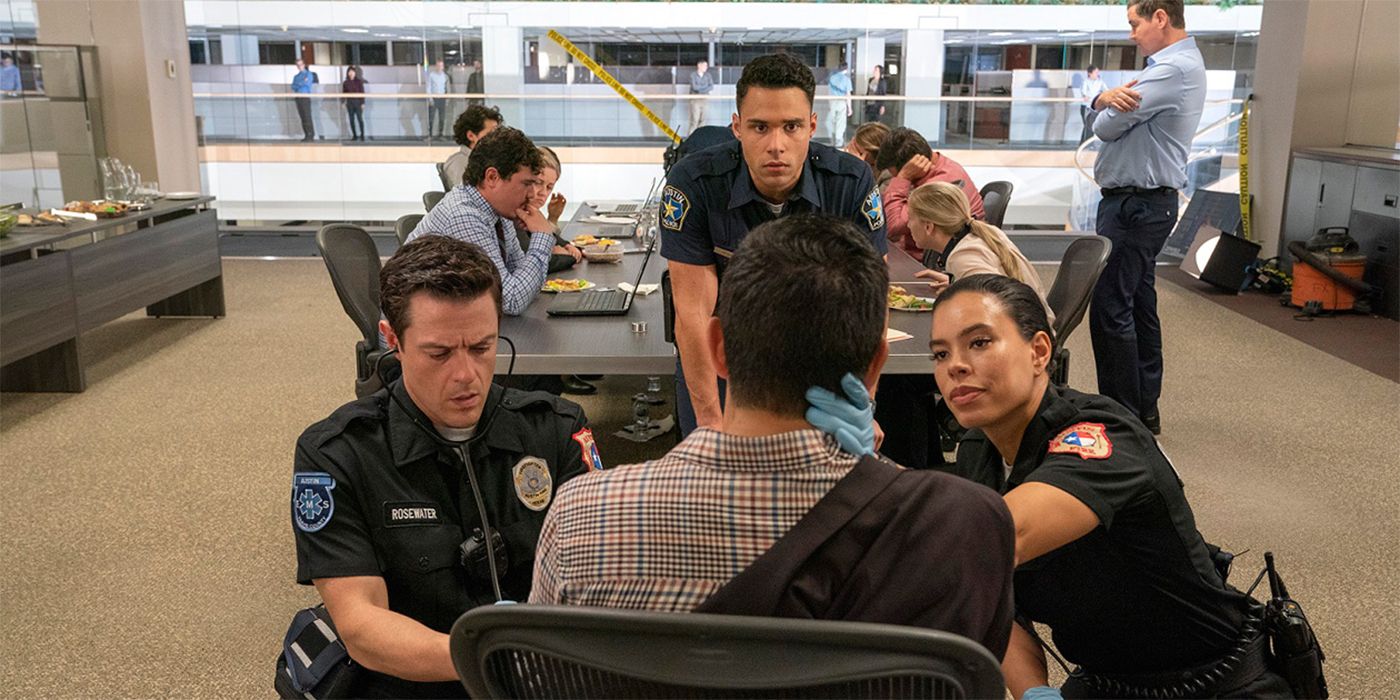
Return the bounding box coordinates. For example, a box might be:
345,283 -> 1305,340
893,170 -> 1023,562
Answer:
542,278 -> 595,293
63,200 -> 128,218
888,285 -> 935,312
15,212 -> 66,227
581,242 -> 623,264
570,235 -> 619,247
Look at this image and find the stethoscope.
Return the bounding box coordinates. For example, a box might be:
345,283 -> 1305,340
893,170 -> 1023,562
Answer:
374,335 -> 517,602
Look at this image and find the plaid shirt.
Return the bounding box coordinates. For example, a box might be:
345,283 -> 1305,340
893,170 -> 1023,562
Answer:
529,428 -> 857,611
408,184 -> 553,315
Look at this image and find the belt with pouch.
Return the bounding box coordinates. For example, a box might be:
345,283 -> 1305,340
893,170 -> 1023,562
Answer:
1070,610 -> 1269,699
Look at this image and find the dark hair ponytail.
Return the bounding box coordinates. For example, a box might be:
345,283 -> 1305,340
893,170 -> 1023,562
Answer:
933,274 -> 1055,345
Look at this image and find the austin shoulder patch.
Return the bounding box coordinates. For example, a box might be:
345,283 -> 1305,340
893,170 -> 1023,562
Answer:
660,186 -> 689,231
862,187 -> 885,230
512,456 -> 554,511
1047,422 -> 1113,460
293,472 -> 336,533
571,427 -> 605,471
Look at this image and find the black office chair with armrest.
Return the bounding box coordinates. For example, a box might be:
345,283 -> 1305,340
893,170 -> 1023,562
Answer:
435,162 -> 452,192
316,223 -> 396,398
423,190 -> 445,213
1045,235 -> 1112,386
978,181 -> 1014,229
394,213 -> 423,247
450,605 -> 1005,700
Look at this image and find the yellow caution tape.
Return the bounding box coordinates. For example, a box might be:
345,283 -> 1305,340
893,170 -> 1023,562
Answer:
1238,94 -> 1252,242
547,29 -> 682,144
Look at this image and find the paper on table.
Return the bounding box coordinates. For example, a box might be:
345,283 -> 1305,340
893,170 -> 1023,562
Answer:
618,282 -> 659,296
583,215 -> 636,225
885,328 -> 914,343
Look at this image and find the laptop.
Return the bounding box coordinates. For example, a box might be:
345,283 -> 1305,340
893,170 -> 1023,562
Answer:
547,233 -> 658,317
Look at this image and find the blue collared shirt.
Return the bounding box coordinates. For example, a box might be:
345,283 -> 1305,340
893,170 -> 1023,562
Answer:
0,64 -> 21,92
291,69 -> 316,94
426,70 -> 449,95
828,71 -> 852,97
1090,37 -> 1206,190
406,184 -> 554,315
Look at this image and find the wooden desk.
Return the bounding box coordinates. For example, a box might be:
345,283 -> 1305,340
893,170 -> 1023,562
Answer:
0,197 -> 225,391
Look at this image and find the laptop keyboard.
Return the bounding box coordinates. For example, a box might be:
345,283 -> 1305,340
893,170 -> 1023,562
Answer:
603,203 -> 639,214
576,290 -> 628,312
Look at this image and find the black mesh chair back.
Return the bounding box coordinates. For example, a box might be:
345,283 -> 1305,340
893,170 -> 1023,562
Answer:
1045,235 -> 1112,385
423,190 -> 445,213
436,162 -> 452,191
978,181 -> 1014,228
316,223 -> 392,397
450,605 -> 1004,700
395,214 -> 423,247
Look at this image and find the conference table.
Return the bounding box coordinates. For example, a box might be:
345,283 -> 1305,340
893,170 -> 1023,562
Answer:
496,204 -> 936,376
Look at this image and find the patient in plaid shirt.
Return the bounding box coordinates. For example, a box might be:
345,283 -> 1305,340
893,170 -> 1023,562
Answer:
530,214 -> 1015,657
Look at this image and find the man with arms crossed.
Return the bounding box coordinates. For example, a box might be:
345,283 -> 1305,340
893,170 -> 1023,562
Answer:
1085,0 -> 1205,435
532,215 -> 1014,660
662,53 -> 887,436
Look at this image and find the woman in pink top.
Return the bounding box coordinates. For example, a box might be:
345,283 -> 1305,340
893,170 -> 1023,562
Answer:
877,127 -> 985,254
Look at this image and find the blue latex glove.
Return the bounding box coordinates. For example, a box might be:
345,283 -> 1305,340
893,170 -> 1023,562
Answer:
1021,686 -> 1063,700
805,372 -> 876,456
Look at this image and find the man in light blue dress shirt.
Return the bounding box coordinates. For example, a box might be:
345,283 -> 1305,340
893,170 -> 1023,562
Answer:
426,60 -> 450,140
1082,0 -> 1205,436
827,62 -> 853,147
0,55 -> 22,96
407,127 -> 553,317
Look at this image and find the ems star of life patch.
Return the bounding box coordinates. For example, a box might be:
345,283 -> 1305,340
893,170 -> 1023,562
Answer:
293,472 -> 336,533
660,186 -> 689,231
862,187 -> 885,230
1048,422 -> 1113,460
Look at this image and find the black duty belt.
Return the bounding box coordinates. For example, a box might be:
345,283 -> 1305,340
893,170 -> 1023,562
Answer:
1101,186 -> 1178,196
1071,612 -> 1270,699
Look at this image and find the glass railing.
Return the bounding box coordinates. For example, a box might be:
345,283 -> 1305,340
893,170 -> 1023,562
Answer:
191,91 -> 1245,150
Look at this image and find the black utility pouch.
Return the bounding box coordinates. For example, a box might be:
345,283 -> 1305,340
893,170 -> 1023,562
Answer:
274,604 -> 362,699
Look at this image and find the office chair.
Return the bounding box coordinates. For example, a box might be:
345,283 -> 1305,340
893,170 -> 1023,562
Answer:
435,162 -> 452,191
450,605 -> 1005,700
423,190 -> 445,213
1045,235 -> 1112,386
978,181 -> 1014,229
395,213 -> 423,247
315,223 -> 396,398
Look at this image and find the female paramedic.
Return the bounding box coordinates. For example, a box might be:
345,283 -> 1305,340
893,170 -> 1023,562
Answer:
807,274 -> 1292,699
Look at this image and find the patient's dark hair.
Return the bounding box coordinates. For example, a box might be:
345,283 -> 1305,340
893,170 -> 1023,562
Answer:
717,214 -> 887,415
736,53 -> 816,112
933,274 -> 1054,345
875,126 -> 934,174
380,235 -> 502,335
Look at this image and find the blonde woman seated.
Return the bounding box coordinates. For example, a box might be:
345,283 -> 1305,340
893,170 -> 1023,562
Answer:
906,181 -> 1054,326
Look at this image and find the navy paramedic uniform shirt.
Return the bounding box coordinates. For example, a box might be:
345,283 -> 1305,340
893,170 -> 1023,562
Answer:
950,386 -> 1251,675
659,139 -> 887,272
291,379 -> 599,698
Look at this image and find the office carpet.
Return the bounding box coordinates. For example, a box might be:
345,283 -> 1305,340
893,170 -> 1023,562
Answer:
0,259 -> 1395,697
1160,266 -> 1400,383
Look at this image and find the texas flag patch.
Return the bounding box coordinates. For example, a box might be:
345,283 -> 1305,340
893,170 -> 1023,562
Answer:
572,428 -> 605,471
1048,422 -> 1113,460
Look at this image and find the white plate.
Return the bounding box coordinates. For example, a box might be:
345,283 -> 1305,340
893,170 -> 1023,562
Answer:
165,192 -> 203,200
889,296 -> 936,312
541,279 -> 596,293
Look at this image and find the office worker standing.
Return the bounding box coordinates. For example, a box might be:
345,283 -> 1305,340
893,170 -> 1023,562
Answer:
291,60 -> 318,142
291,236 -> 597,698
661,53 -> 887,436
1085,0 -> 1205,434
